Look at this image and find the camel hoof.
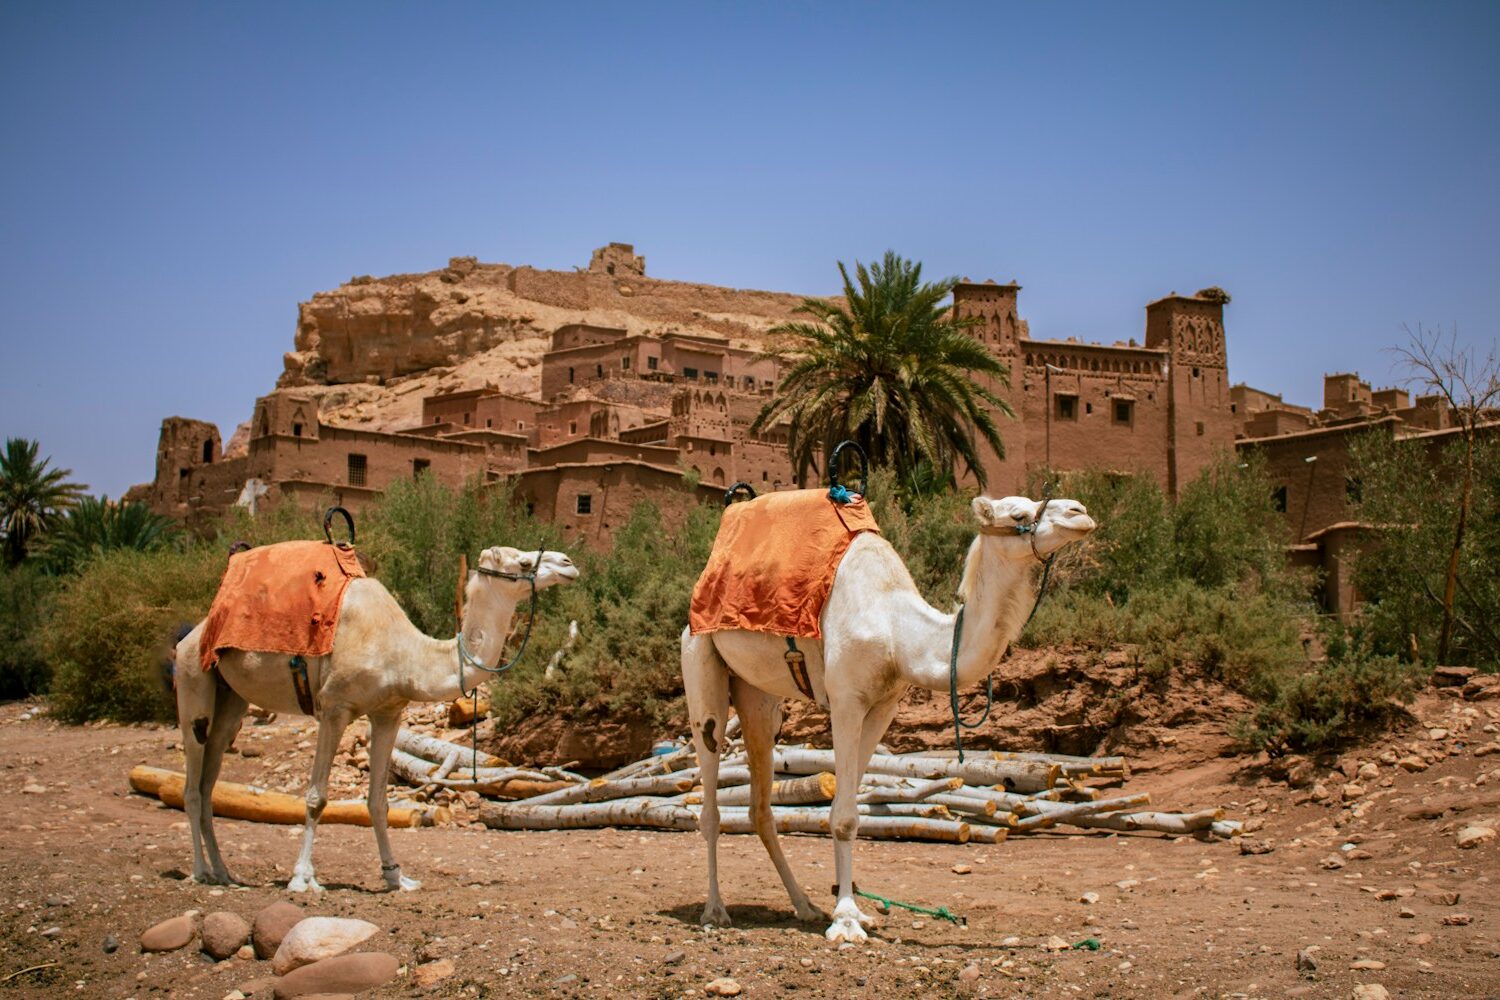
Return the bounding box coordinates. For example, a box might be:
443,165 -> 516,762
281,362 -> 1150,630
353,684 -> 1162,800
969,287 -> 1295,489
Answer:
287,874 -> 323,894
794,902 -> 823,924
700,902 -> 732,928
385,870 -> 421,892
825,898 -> 870,944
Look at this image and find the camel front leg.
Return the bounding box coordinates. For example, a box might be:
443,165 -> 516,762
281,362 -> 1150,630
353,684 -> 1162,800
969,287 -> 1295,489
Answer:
288,706 -> 353,893
731,677 -> 820,923
365,708 -> 420,891
682,630 -> 731,926
825,695 -> 872,944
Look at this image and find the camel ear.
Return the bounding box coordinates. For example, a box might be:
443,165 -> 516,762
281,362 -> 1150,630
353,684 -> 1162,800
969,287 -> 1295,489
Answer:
971,496 -> 1000,526
477,547 -> 515,574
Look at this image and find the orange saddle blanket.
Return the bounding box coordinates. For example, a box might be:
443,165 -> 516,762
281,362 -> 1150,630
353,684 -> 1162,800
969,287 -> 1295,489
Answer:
689,489 -> 880,640
199,540 -> 366,671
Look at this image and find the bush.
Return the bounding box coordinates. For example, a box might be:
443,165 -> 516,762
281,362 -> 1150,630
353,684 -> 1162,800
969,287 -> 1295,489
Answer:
0,564 -> 55,697
44,546 -> 225,723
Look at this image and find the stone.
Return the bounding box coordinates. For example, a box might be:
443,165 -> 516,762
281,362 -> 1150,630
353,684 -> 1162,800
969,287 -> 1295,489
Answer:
1456,825 -> 1496,849
236,945 -> 255,960
958,962 -> 981,982
1319,854 -> 1346,871
141,914 -> 197,953
1043,936 -> 1071,951
236,976 -> 279,995
951,863 -> 972,875
1408,933 -> 1433,946
1357,762 -> 1380,780
1310,782 -> 1332,801
102,934 -> 119,954
1345,847 -> 1374,861
705,977 -> 742,997
202,911 -> 252,961
1428,890 -> 1460,906
1397,756 -> 1428,773
663,950 -> 685,965
1432,665 -> 1477,687
1352,985 -> 1390,1000
1079,891 -> 1100,905
1464,677 -> 1500,701
1239,838 -> 1275,855
1427,728 -> 1450,741
272,917 -> 380,975
1442,913 -> 1473,926
1399,907 -> 1417,919
252,901 -> 305,960
1350,958 -> 1386,970
1296,948 -> 1318,973
272,952 -> 400,999
1342,783 -> 1366,802
412,958 -> 455,988
999,936 -> 1021,947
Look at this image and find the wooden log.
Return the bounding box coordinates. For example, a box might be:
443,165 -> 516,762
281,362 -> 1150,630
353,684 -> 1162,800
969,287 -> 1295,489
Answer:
388,749 -> 570,798
685,773 -> 836,807
857,777 -> 961,804
901,748 -> 1127,775
771,748 -> 1057,793
128,766 -> 447,828
944,785 -> 1066,810
1012,792 -> 1152,831
1070,808 -> 1223,835
394,729 -> 509,769
524,772 -> 700,807
926,792 -> 997,818
1210,819 -> 1244,839
481,797 -> 696,831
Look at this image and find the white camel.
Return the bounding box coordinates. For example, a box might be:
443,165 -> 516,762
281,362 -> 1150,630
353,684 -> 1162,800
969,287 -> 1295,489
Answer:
174,545 -> 578,892
682,495 -> 1096,943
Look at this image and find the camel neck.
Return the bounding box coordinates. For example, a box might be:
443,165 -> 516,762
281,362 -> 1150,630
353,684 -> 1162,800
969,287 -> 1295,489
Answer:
410,589 -> 522,702
908,536 -> 1035,693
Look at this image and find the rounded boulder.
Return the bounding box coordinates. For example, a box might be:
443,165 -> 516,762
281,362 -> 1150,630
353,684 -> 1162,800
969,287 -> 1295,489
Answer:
140,914 -> 197,953
201,911 -> 251,960
252,901 -> 305,959
272,916 -> 380,975
272,952 -> 400,999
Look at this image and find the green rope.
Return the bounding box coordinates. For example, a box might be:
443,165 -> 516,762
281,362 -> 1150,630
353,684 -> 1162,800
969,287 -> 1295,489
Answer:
854,889 -> 965,926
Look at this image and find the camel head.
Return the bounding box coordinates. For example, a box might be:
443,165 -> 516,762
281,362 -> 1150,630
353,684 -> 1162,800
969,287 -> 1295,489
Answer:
971,495 -> 1097,560
473,546 -> 580,593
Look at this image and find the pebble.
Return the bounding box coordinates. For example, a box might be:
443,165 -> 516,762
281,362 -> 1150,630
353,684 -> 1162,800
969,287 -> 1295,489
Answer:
1357,762 -> 1380,780
553,973 -> 578,984
951,863 -> 972,875
272,917 -> 380,974
1350,958 -> 1386,971
1397,756 -> 1428,773
705,977 -> 742,997
1319,854 -> 1346,871
1408,933 -> 1433,946
102,934 -> 119,954
958,962 -> 980,982
1442,913 -> 1473,926
1079,891 -> 1100,905
1345,848 -> 1374,861
412,958 -> 456,988
271,952 -> 399,999
1115,878 -> 1141,890
252,901 -> 305,959
140,914 -> 197,953
1341,783 -> 1366,802
663,950 -> 686,965
1352,985 -> 1391,1000
1456,825 -> 1496,849
1296,948 -> 1318,972
999,936 -> 1021,947
798,957 -> 814,969
236,945 -> 255,960
1428,890 -> 1460,906
1043,935 -> 1070,951
202,911 -> 251,961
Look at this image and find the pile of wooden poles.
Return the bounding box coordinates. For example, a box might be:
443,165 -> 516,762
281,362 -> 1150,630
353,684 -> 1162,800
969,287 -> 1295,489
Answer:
477,726 -> 1242,845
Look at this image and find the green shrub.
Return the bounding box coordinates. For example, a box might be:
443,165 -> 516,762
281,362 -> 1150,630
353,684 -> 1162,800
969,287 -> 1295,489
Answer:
0,564 -> 55,697
44,546 -> 225,723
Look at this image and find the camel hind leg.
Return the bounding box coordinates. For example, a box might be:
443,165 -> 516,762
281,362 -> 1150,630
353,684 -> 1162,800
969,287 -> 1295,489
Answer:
196,674 -> 249,884
731,676 -> 821,923
366,707 -> 420,891
288,704 -> 354,893
682,628 -> 731,926
174,629 -> 221,884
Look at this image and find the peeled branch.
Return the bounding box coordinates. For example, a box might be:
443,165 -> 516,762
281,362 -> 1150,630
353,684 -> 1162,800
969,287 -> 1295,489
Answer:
687,773 -> 837,807
128,765 -> 446,828
771,747 -> 1057,793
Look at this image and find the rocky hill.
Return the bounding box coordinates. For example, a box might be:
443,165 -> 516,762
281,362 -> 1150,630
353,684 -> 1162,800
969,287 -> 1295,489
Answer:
238,246 -> 812,452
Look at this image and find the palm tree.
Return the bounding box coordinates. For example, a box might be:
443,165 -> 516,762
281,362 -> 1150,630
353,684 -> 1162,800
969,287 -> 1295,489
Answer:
752,252 -> 1014,492
40,496 -> 178,574
0,438 -> 86,565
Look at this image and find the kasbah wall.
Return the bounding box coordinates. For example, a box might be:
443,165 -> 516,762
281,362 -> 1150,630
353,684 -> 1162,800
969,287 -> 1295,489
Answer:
130,243 -> 1492,613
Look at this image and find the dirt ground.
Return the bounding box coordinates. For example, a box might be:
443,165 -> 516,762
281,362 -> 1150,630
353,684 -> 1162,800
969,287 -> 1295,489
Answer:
0,693 -> 1497,1000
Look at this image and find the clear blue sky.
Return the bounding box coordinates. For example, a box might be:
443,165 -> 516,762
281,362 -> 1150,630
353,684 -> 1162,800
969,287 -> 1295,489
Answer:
2,2 -> 1497,497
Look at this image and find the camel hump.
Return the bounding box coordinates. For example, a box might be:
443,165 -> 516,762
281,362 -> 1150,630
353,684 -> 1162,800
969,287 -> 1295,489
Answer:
689,489 -> 880,640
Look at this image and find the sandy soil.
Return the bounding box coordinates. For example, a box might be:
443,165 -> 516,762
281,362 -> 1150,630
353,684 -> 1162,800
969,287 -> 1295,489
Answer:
0,695 -> 1496,999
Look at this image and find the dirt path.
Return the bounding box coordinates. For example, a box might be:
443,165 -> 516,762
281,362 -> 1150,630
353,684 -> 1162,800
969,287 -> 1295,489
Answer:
0,698 -> 1496,999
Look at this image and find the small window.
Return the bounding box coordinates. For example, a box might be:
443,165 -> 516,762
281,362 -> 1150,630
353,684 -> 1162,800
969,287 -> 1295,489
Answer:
568,367 -> 575,383
348,454 -> 367,487
1192,367 -> 1201,378
516,420 -> 524,430
486,418 -> 492,427
569,421 -> 577,435
709,443 -> 716,456
595,364 -> 603,378
202,440 -> 213,463
179,467 -> 189,479
647,356 -> 659,371
464,412 -> 471,425
762,470 -> 768,481
684,367 -> 699,379
1272,486 -> 1288,512
1113,399 -> 1134,425
433,416 -> 440,424
705,371 -> 718,383
1085,402 -> 1093,415
413,459 -> 430,478
1195,421 -> 1206,436
1055,395 -> 1077,421
621,356 -> 631,370
576,493 -> 593,515
293,423 -> 303,437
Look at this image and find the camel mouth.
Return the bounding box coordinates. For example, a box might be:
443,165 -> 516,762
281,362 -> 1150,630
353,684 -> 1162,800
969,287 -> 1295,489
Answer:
553,565 -> 581,582
1053,513 -> 1097,537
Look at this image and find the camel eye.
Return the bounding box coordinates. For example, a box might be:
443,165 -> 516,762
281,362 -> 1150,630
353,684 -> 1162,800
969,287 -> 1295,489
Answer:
1011,513 -> 1026,522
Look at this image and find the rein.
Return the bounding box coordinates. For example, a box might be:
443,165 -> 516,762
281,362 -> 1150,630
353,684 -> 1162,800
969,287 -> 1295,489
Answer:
456,552 -> 542,779
949,497 -> 1058,763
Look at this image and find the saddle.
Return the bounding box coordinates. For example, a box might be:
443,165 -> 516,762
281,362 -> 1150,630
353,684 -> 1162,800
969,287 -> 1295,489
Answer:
688,488 -> 880,642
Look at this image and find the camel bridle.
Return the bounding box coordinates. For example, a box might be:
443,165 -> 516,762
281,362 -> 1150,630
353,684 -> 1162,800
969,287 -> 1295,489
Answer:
456,550 -> 545,779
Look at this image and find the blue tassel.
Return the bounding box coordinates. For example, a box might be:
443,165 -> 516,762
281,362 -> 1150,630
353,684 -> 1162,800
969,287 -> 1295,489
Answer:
828,484 -> 855,504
